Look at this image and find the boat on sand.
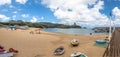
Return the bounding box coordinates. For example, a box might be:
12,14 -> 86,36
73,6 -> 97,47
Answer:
0,52 -> 14,57
70,52 -> 87,57
54,46 -> 65,55
71,39 -> 79,46
95,40 -> 107,44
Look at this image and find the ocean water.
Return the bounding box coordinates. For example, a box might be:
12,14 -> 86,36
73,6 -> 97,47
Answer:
43,28 -> 108,35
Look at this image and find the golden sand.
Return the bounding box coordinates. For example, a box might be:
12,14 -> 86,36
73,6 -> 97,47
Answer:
0,28 -> 107,57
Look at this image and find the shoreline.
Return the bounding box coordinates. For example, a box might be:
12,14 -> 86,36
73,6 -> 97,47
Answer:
42,28 -> 108,35
0,28 -> 107,57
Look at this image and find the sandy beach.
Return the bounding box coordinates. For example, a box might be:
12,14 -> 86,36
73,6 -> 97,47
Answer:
0,28 -> 107,57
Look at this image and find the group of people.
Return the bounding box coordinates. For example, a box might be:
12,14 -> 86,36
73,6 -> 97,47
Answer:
30,29 -> 41,34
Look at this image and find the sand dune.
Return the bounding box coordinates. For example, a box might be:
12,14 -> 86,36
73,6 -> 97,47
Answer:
0,28 -> 107,57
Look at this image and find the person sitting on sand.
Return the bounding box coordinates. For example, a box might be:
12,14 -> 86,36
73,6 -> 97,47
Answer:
35,29 -> 41,34
38,29 -> 41,34
9,48 -> 18,53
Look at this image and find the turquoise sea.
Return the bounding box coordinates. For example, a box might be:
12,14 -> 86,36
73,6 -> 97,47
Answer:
43,28 -> 108,35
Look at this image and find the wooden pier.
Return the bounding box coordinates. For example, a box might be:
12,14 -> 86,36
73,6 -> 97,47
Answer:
103,28 -> 120,57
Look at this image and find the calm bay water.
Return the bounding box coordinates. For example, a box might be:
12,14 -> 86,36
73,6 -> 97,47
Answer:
43,28 -> 108,35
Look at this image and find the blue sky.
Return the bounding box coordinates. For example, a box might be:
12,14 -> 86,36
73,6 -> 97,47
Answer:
0,0 -> 120,27
100,0 -> 120,17
0,0 -> 59,22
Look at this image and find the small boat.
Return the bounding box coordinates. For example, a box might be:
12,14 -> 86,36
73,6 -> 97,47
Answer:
0,52 -> 14,57
54,46 -> 65,55
71,39 -> 79,46
0,46 -> 17,57
96,40 -> 107,44
70,52 -> 87,57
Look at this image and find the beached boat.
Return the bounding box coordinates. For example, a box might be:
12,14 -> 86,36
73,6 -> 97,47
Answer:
70,52 -> 87,57
54,46 -> 64,55
0,47 -> 18,57
96,40 -> 107,44
71,39 -> 79,46
0,52 -> 14,57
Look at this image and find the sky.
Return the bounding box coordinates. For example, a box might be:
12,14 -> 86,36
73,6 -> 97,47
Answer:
0,0 -> 120,27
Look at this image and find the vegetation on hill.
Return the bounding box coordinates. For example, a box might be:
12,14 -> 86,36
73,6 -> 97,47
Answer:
0,20 -> 81,28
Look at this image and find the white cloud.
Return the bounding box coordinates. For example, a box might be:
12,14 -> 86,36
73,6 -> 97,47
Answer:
16,0 -> 28,4
112,7 -> 120,26
30,17 -> 37,23
21,14 -> 29,18
0,14 -> 10,22
112,7 -> 120,20
0,0 -> 11,5
41,0 -> 109,27
36,16 -> 44,22
13,11 -> 18,14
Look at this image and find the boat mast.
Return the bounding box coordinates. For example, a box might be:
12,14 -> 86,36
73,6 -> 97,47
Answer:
108,12 -> 112,41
